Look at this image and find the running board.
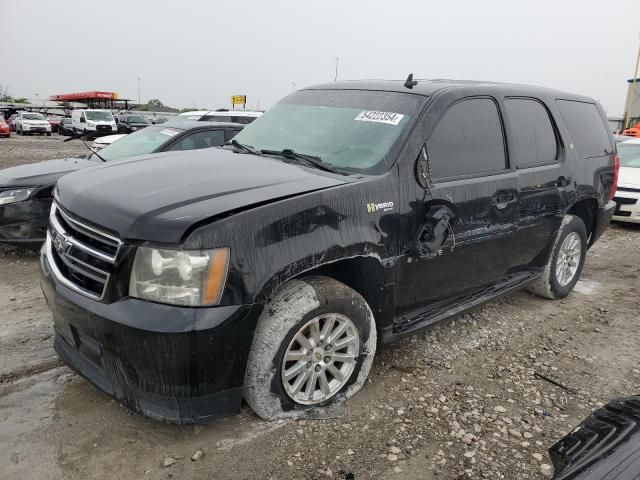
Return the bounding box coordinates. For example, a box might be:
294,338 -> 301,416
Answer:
385,270 -> 540,342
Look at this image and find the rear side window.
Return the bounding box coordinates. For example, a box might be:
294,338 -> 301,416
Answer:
556,100 -> 611,158
505,98 -> 558,168
429,98 -> 506,180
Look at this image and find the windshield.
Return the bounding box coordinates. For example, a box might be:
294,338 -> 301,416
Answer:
127,115 -> 150,124
92,126 -> 183,161
231,90 -> 424,173
619,143 -> 640,168
61,118 -> 72,124
85,111 -> 113,121
23,113 -> 46,121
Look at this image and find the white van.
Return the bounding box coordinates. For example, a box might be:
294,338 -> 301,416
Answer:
72,109 -> 117,137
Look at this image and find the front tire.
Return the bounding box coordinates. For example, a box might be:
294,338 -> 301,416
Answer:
527,214 -> 587,299
244,276 -> 377,420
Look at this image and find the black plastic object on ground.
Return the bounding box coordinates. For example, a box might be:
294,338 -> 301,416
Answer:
550,395 -> 640,479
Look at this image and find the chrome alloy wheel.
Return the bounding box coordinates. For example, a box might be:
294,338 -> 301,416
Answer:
281,313 -> 359,405
555,232 -> 582,286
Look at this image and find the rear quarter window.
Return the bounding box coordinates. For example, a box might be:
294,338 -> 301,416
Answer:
504,98 -> 559,168
556,100 -> 611,159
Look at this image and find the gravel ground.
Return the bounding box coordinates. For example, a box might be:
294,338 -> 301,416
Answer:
1,136 -> 639,480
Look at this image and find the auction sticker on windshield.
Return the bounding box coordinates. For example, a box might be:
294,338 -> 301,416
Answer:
160,128 -> 180,136
355,111 -> 404,125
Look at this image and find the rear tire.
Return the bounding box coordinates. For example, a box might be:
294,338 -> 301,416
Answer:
244,276 -> 377,420
527,214 -> 587,300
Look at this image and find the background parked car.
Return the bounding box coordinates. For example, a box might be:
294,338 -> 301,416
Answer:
0,118 -> 10,138
0,121 -> 244,248
58,117 -> 74,136
71,109 -> 117,138
15,112 -> 51,136
47,115 -> 62,133
612,138 -> 640,223
7,114 -> 17,132
116,114 -> 151,133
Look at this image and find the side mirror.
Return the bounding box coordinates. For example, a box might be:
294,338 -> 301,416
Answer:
80,117 -> 85,123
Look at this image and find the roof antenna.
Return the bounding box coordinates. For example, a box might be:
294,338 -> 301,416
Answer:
404,73 -> 418,89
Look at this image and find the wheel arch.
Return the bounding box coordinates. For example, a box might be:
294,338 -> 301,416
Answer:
566,198 -> 598,246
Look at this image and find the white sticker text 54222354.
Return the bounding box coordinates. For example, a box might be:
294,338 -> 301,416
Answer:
354,111 -> 405,126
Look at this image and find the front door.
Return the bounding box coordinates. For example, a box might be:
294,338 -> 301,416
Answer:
395,96 -> 520,315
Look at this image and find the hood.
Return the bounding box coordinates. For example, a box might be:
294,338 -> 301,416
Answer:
23,120 -> 50,126
0,157 -> 97,188
56,148 -> 351,243
618,166 -> 640,188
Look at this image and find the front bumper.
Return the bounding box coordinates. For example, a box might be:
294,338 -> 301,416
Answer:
612,190 -> 640,224
40,245 -> 263,424
590,200 -> 616,246
0,197 -> 51,248
23,125 -> 50,133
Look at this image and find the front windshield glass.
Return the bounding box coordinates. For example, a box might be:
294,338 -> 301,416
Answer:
23,113 -> 46,120
618,143 -> 640,168
92,126 -> 182,161
127,115 -> 150,124
85,111 -> 113,121
231,90 -> 424,173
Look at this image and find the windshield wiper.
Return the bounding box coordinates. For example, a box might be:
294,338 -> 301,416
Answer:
260,149 -> 346,175
223,139 -> 262,155
63,133 -> 107,162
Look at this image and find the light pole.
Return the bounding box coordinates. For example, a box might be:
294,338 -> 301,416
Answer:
334,57 -> 339,82
624,35 -> 640,130
137,77 -> 141,109
291,82 -> 296,90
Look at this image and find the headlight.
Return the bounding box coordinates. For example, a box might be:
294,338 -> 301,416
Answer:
129,246 -> 230,306
0,188 -> 35,205
87,121 -> 95,127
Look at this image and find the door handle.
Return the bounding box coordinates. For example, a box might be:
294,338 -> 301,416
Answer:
491,194 -> 517,210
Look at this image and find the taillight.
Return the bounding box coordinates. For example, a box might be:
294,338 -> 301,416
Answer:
610,154 -> 620,200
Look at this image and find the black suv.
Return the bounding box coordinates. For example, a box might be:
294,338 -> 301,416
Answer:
116,114 -> 151,133
40,79 -> 617,424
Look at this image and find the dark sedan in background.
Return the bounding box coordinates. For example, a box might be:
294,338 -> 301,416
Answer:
58,117 -> 74,136
0,121 -> 243,248
116,114 -> 151,134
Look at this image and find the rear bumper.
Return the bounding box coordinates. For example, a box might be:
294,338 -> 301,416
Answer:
590,200 -> 616,246
40,246 -> 263,424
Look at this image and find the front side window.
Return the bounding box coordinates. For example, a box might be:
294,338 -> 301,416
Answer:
85,111 -> 113,122
231,89 -> 425,173
618,142 -> 640,168
504,98 -> 558,168
93,126 -> 183,161
167,130 -> 225,151
428,98 -> 506,180
556,100 -> 611,159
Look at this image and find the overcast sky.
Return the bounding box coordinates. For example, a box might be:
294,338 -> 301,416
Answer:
1,0 -> 638,115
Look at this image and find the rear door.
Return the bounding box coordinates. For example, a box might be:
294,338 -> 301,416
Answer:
503,97 -> 565,266
395,96 -> 520,312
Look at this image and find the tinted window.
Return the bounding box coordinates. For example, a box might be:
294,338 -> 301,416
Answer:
556,100 -> 611,158
167,130 -> 225,151
429,98 -> 506,179
505,98 -> 558,168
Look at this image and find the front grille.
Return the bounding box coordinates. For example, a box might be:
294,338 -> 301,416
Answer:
46,203 -> 121,300
96,125 -> 111,132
